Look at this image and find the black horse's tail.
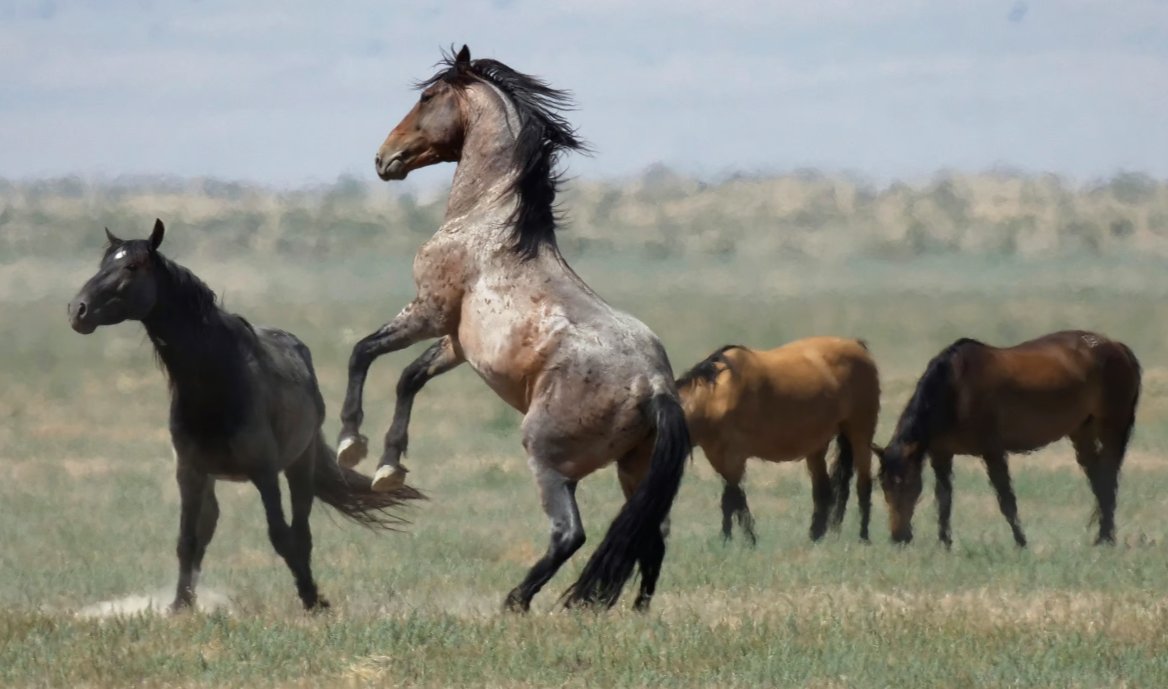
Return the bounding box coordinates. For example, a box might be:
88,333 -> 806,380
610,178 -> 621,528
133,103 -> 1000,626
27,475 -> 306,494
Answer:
311,436 -> 426,530
562,392 -> 691,609
828,430 -> 855,530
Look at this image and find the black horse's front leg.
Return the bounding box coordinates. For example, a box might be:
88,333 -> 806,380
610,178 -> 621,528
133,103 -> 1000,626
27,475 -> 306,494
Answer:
337,300 -> 441,469
365,336 -> 465,491
171,461 -> 212,613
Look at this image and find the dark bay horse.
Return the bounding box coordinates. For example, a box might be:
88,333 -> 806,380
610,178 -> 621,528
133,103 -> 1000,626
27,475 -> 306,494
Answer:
874,331 -> 1141,547
676,338 -> 880,544
333,46 -> 690,612
67,220 -> 423,612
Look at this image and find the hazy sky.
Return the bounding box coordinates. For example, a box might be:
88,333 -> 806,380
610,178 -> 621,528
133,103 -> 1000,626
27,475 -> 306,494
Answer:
2,0 -> 1166,187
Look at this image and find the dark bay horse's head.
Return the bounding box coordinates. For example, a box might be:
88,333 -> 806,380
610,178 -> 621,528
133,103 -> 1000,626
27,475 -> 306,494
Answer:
872,441 -> 926,543
68,219 -> 166,334
375,45 -> 473,181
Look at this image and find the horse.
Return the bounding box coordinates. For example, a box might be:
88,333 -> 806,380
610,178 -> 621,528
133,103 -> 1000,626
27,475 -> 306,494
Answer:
66,220 -> 424,612
675,338 -> 880,544
332,45 -> 690,612
873,331 -> 1141,548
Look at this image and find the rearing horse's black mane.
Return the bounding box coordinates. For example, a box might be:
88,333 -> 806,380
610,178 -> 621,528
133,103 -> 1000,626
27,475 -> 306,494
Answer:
884,337 -> 984,471
418,47 -> 590,261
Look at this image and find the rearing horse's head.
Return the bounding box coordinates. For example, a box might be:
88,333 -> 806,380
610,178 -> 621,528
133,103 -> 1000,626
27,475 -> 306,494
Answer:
872,441 -> 926,543
375,45 -> 474,181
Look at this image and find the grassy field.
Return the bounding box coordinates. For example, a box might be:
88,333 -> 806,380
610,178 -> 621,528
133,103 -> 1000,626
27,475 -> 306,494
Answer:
4,253 -> 1168,687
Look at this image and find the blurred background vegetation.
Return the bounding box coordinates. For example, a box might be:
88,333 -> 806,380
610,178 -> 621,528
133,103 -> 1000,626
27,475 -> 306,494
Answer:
3,166 -> 1167,263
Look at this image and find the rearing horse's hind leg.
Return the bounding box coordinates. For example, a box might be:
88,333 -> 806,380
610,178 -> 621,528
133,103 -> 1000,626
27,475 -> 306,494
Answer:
504,460 -> 584,613
982,452 -> 1027,548
929,452 -> 954,549
337,301 -> 442,470
617,445 -> 670,611
252,470 -> 324,610
366,336 -> 465,492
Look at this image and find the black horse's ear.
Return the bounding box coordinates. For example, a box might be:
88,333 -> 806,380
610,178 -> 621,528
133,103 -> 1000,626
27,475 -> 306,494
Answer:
104,227 -> 121,246
870,444 -> 886,461
149,218 -> 165,252
455,44 -> 471,67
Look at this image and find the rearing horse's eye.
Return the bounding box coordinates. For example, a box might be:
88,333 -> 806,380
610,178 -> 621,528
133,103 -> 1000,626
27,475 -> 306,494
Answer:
420,92 -> 434,104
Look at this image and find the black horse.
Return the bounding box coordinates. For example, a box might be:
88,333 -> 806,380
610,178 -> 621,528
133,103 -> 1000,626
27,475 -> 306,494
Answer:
67,219 -> 424,612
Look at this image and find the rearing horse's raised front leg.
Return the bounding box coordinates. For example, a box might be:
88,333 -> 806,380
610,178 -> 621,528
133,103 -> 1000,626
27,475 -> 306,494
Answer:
368,336 -> 465,489
337,300 -> 443,470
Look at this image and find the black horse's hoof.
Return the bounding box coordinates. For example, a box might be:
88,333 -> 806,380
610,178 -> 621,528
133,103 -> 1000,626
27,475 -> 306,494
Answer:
503,590 -> 530,614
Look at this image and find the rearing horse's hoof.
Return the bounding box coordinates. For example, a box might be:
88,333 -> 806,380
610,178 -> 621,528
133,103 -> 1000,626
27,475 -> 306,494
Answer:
337,434 -> 369,468
371,464 -> 409,493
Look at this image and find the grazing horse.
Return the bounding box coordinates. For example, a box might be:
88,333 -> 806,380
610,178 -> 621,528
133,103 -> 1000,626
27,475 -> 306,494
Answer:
676,338 -> 880,544
334,46 -> 690,612
67,220 -> 423,612
874,331 -> 1141,547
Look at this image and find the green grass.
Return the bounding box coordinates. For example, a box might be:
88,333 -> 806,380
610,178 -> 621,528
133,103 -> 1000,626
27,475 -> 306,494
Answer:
4,255 -> 1168,687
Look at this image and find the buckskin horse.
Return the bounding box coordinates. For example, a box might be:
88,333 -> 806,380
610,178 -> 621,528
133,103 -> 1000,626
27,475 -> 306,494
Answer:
67,220 -> 423,612
334,46 -> 690,612
676,338 -> 880,544
874,331 -> 1141,548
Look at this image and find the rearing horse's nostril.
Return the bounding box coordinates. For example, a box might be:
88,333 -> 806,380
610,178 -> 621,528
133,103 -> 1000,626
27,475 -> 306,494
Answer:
375,154 -> 382,169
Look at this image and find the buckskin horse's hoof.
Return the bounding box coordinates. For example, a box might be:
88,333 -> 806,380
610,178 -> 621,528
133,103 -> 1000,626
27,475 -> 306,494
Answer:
371,464 -> 409,493
337,434 -> 368,468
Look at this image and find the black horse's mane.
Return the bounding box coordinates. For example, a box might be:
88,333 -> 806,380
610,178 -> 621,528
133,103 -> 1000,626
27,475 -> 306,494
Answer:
418,47 -> 590,261
115,240 -> 258,440
676,345 -> 745,389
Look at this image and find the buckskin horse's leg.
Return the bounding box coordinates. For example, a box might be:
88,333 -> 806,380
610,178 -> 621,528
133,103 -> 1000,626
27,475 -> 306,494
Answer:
337,300 -> 442,474
354,336 -> 464,491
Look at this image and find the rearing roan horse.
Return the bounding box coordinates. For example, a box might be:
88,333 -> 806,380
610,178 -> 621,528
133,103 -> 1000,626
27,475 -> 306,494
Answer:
335,46 -> 690,612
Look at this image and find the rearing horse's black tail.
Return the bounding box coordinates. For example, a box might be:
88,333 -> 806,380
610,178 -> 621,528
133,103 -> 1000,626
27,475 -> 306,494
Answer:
562,392 -> 690,609
311,436 -> 426,530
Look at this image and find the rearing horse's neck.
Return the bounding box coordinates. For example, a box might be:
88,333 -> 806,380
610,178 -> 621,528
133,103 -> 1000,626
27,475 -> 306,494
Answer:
443,83 -> 530,248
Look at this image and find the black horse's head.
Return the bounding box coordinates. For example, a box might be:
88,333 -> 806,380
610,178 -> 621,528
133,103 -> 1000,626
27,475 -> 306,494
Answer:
68,219 -> 166,334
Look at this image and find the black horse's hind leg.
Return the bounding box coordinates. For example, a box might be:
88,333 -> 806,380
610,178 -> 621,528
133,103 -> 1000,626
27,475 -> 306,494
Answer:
337,306 -> 442,468
930,452 -> 955,549
284,454 -> 329,610
252,469 -> 323,610
504,467 -> 584,613
806,447 -> 833,541
1074,424 -> 1121,545
172,463 -> 213,612
982,452 -> 1027,548
365,336 -> 465,490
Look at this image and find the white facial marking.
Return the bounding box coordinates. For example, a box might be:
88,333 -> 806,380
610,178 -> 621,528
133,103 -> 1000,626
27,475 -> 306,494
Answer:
113,249 -> 126,260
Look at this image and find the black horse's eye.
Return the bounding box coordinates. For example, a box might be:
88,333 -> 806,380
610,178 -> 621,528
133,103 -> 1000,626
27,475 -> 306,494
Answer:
125,263 -> 138,272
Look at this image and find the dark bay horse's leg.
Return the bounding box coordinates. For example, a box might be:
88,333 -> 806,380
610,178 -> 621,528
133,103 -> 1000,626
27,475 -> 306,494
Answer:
1072,424 -> 1120,545
504,465 -> 584,613
171,462 -> 214,612
806,447 -> 833,541
252,469 -> 325,610
982,452 -> 1027,547
929,451 -> 955,549
284,452 -> 329,610
364,336 -> 465,490
337,301 -> 444,467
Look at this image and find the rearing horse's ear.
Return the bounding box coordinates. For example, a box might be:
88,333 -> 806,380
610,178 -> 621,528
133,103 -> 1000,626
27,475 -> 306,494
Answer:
149,218 -> 165,252
455,44 -> 471,67
104,227 -> 121,246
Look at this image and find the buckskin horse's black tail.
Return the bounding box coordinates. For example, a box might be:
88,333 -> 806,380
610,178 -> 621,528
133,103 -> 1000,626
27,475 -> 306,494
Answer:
311,436 -> 426,530
562,393 -> 690,609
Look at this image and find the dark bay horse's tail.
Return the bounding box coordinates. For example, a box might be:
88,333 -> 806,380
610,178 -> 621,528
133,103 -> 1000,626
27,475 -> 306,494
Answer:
311,436 -> 426,530
563,392 -> 690,609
